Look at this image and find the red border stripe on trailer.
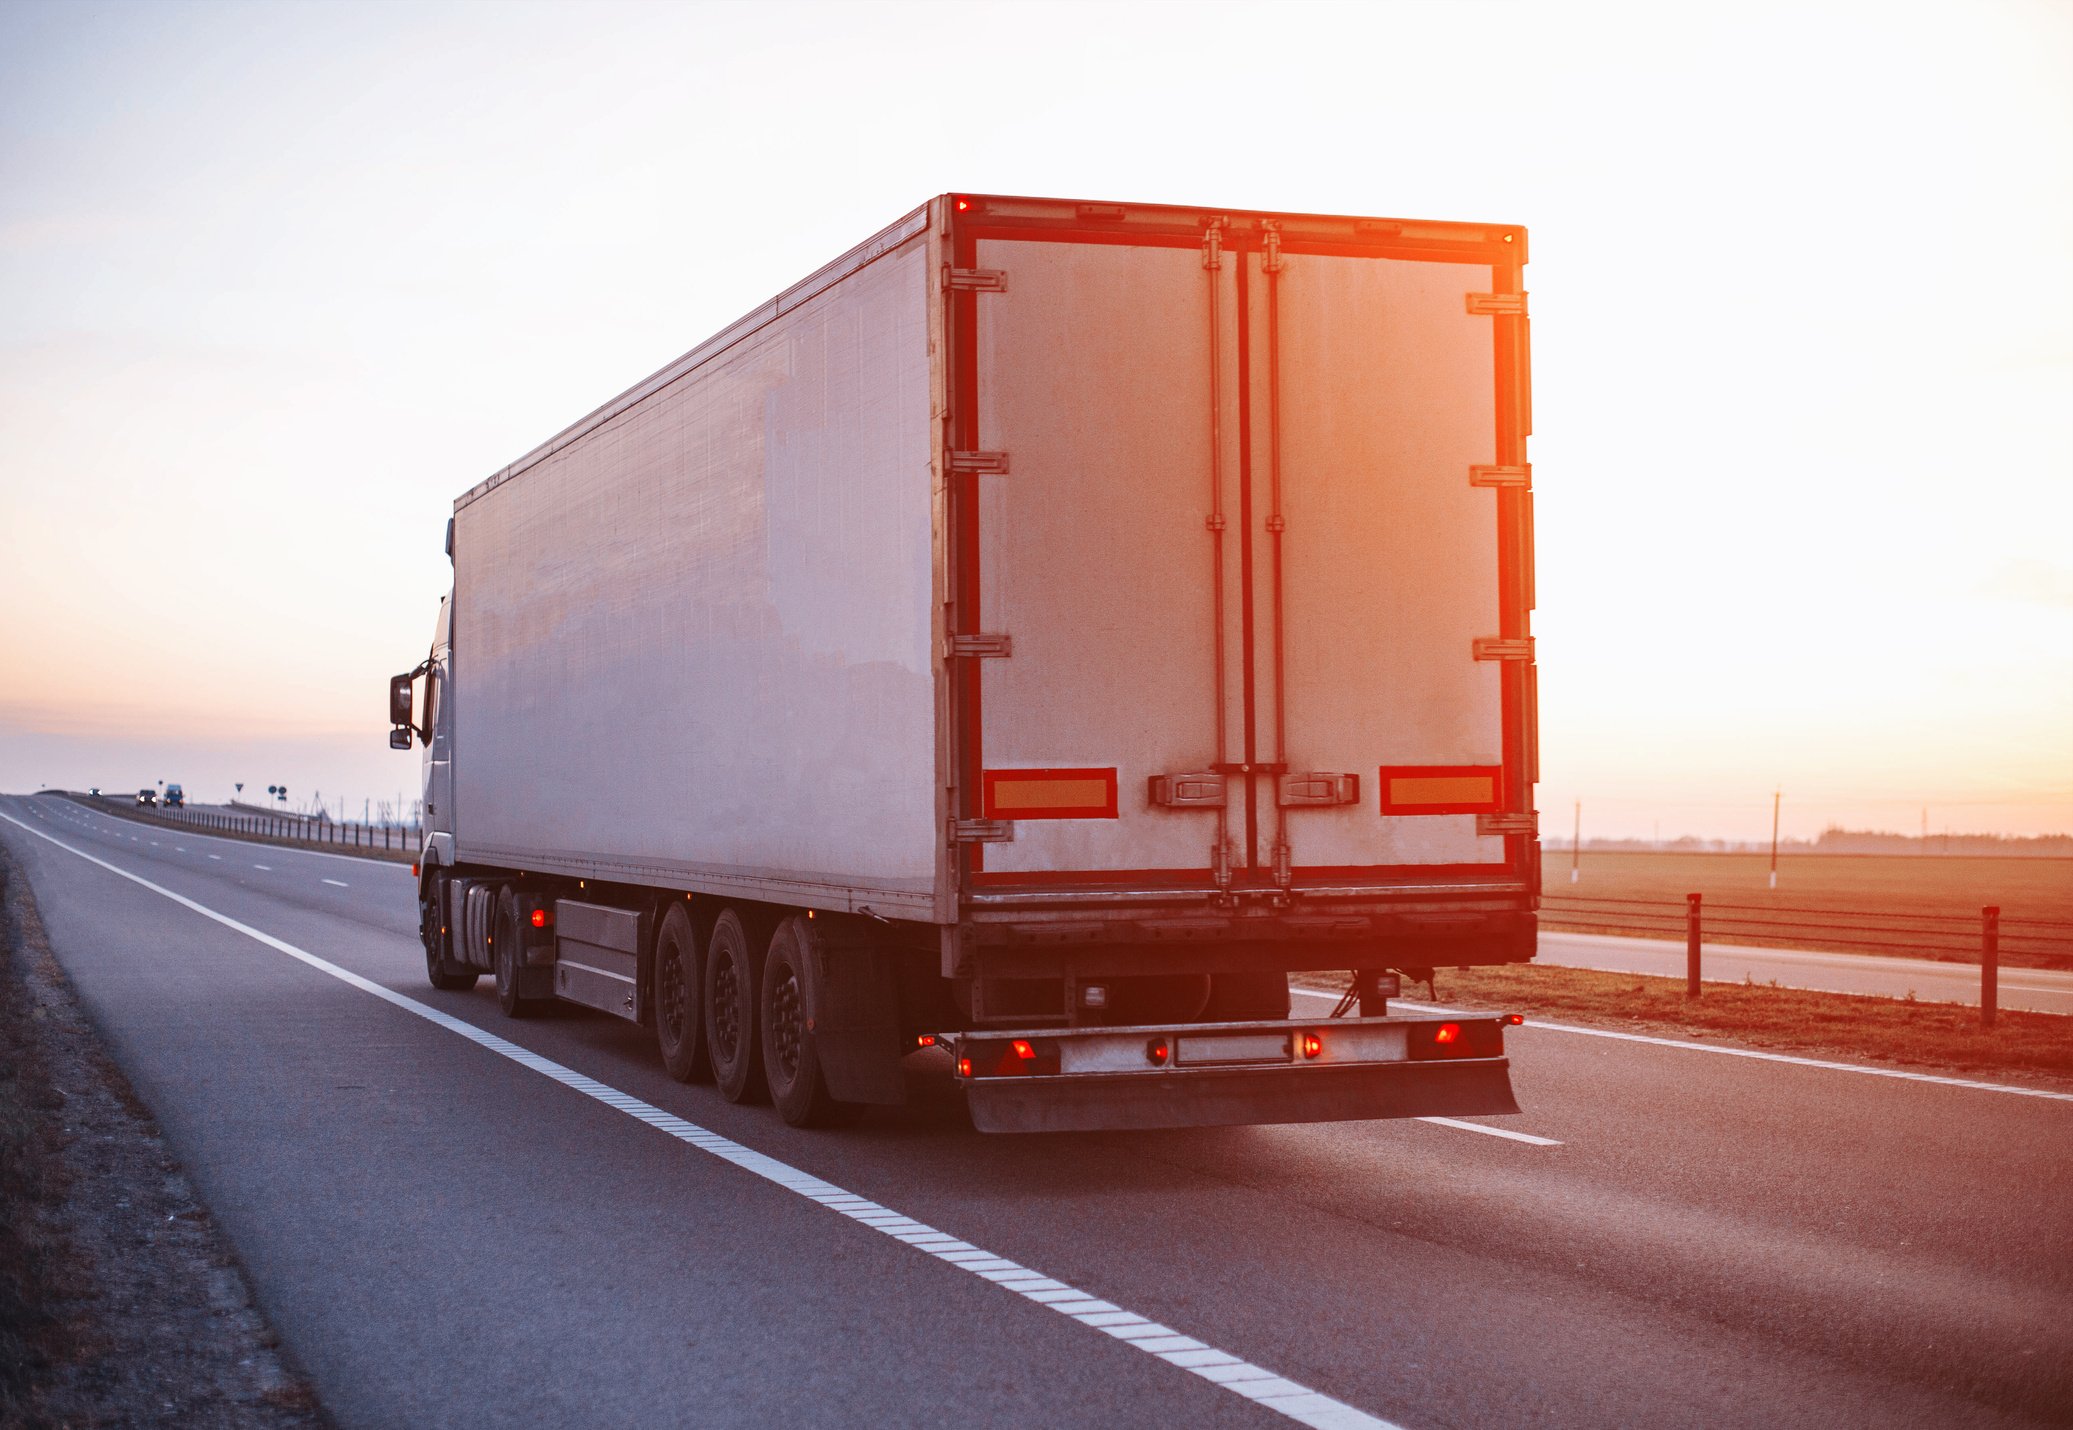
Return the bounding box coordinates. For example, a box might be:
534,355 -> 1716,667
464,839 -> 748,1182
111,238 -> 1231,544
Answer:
983,768 -> 1120,820
1378,766 -> 1503,815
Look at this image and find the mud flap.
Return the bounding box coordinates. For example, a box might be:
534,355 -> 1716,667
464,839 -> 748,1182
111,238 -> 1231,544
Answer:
802,921 -> 907,1106
965,1057 -> 1518,1134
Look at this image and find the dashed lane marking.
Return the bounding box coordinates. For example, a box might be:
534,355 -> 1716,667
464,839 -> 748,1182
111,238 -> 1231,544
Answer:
252,864 -> 272,871
0,809 -> 1404,1430
322,878 -> 348,888
1416,1117 -> 1561,1146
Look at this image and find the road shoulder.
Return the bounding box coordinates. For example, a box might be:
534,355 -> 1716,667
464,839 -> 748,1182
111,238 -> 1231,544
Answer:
0,838 -> 328,1429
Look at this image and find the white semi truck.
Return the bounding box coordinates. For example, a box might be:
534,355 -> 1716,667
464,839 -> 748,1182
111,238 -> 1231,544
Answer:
390,193 -> 1539,1133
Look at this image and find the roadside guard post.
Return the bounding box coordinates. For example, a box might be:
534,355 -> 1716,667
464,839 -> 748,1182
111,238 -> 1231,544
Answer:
1981,906 -> 1999,1028
1686,893 -> 1703,998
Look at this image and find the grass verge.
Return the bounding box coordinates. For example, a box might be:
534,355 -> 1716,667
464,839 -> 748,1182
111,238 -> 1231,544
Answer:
1302,963 -> 2073,1084
0,852 -> 79,1422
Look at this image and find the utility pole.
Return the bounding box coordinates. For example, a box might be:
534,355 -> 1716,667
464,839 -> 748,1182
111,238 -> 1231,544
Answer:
1768,788 -> 1782,890
1570,800 -> 1581,884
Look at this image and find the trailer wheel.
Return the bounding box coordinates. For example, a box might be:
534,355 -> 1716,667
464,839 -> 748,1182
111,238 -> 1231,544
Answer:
493,886 -> 544,1018
704,908 -> 766,1103
653,903 -> 708,1083
421,873 -> 477,992
760,918 -> 857,1128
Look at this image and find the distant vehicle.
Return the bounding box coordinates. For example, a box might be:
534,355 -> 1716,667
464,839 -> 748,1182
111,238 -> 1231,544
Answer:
136,789 -> 157,807
89,787 -> 100,796
163,784 -> 185,809
392,193 -> 1539,1135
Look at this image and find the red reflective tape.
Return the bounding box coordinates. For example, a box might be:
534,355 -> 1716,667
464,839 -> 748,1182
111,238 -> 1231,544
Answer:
981,768 -> 1119,820
1378,765 -> 1503,815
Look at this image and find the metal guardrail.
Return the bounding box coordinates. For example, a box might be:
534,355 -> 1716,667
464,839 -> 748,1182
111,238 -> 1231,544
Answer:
1544,892 -> 2072,1025
103,799 -> 421,858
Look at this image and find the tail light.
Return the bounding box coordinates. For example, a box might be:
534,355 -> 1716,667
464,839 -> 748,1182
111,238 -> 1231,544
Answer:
530,908 -> 553,929
1299,1033 -> 1323,1059
956,1038 -> 1061,1078
1408,1019 -> 1505,1061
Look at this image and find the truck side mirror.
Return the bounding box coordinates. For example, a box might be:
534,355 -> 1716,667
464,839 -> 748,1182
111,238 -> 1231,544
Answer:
389,727 -> 413,750
390,673 -> 414,729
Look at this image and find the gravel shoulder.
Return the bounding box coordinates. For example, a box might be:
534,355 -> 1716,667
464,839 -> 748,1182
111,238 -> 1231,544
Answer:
0,840 -> 329,1430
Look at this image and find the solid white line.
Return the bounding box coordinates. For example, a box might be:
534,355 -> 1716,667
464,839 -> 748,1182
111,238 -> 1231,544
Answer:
0,807 -> 1403,1430
322,878 -> 349,888
1417,1117 -> 1562,1146
1290,987 -> 2073,1103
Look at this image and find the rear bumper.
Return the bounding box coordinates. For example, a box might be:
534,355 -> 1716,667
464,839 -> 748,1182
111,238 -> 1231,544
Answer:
964,1056 -> 1517,1133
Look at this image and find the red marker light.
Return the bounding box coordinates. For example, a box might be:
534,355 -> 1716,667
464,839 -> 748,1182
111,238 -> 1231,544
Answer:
530,909 -> 551,929
1011,1039 -> 1036,1060
1146,1038 -> 1170,1066
957,1057 -> 972,1078
916,1034 -> 936,1048
410,863 -> 419,877
954,196 -> 971,211
1504,1014 -> 1525,1026
1300,1033 -> 1323,1059
1434,1022 -> 1461,1044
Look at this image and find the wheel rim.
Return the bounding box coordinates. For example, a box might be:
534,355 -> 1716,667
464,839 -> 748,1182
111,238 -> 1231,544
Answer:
770,966 -> 802,1081
713,953 -> 741,1063
658,939 -> 685,1045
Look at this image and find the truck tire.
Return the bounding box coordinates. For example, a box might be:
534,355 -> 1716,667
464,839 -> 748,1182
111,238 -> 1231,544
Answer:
421,874 -> 477,992
760,917 -> 857,1128
653,903 -> 708,1082
493,886 -> 545,1018
704,907 -> 766,1103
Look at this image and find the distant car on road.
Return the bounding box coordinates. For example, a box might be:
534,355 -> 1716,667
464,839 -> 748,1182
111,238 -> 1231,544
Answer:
163,783 -> 185,809
88,786 -> 100,796
137,788 -> 157,807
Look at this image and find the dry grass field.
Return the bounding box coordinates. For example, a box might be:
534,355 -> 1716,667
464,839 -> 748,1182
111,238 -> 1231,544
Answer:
1542,851 -> 2073,968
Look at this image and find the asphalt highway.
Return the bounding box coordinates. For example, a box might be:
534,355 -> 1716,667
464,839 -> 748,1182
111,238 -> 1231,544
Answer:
6,792 -> 2071,1429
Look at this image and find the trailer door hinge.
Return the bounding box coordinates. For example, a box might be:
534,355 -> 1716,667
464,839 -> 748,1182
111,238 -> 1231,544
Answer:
1261,219 -> 1285,273
946,633 -> 1012,659
1470,464 -> 1532,488
1477,811 -> 1538,837
1201,217 -> 1225,270
953,819 -> 1015,844
1466,292 -> 1528,316
1473,637 -> 1535,662
1277,772 -> 1361,808
1148,771 -> 1228,808
949,450 -> 1010,476
945,267 -> 1007,293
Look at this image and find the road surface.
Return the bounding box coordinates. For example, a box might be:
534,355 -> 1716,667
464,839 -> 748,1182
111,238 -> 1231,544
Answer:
4,792 -> 2069,1429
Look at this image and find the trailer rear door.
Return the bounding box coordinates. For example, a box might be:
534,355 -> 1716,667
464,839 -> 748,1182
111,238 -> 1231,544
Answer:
949,200 -> 1531,893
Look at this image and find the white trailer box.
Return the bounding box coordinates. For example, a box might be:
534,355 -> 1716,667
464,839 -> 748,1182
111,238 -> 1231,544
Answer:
409,194 -> 1537,1132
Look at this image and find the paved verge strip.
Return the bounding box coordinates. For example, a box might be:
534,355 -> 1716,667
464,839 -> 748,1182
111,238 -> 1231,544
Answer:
0,809 -> 1400,1430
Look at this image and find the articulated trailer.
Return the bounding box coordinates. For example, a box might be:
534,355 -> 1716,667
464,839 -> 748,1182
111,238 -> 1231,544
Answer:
390,192 -> 1539,1133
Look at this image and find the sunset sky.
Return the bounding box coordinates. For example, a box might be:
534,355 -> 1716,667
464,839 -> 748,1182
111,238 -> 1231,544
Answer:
1,0 -> 2067,840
